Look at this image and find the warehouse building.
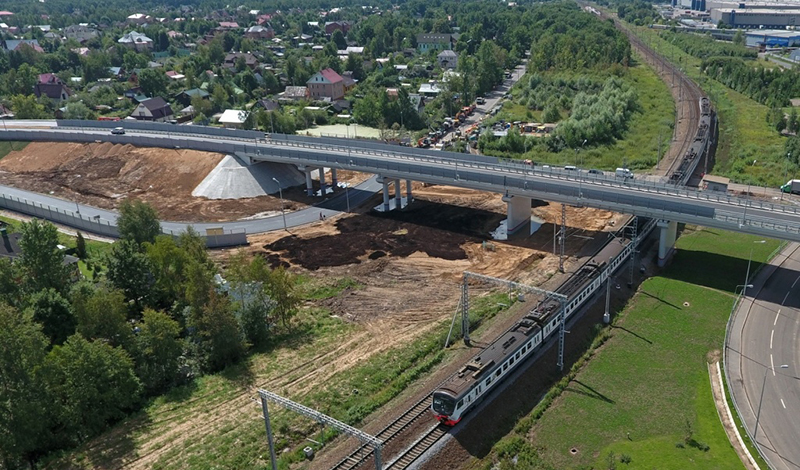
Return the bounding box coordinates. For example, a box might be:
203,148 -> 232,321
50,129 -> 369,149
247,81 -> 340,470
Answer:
711,8 -> 800,27
745,29 -> 800,46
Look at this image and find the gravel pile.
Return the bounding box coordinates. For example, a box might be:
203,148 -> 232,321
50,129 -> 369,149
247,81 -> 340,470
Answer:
192,155 -> 305,199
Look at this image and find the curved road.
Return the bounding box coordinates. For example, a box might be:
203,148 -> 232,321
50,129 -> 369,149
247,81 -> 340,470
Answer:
0,176 -> 381,234
728,243 -> 800,470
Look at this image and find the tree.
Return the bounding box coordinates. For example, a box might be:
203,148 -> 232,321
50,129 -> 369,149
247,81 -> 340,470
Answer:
542,104 -> 561,123
789,108 -> 799,134
106,239 -> 155,310
733,30 -> 745,47
345,53 -> 365,81
0,303 -> 52,467
117,199 -> 161,246
226,252 -> 276,347
75,232 -> 87,260
81,52 -> 110,83
187,291 -> 245,372
41,334 -> 141,447
18,219 -> 69,293
211,83 -> 229,112
266,266 -> 300,328
331,29 -> 347,50
146,235 -> 191,308
11,94 -> 49,119
137,68 -> 169,98
134,309 -> 184,395
72,284 -> 133,349
0,258 -> 22,307
63,102 -> 96,120
26,288 -> 75,346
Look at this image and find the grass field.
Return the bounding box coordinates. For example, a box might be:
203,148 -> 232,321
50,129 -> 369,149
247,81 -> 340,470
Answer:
45,289 -> 517,470
491,62 -> 674,171
634,28 -> 788,187
0,141 -> 28,160
475,227 -> 780,469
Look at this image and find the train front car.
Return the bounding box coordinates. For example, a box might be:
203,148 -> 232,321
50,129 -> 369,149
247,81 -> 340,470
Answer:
432,390 -> 460,426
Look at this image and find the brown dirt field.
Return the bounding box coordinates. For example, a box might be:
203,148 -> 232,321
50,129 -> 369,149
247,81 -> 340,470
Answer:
0,142 -> 371,222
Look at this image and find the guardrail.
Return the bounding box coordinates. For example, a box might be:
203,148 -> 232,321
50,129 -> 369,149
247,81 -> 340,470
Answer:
0,190 -> 247,248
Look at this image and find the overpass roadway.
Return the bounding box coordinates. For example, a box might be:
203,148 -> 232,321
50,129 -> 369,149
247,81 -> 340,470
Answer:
727,244 -> 800,470
3,125 -> 800,242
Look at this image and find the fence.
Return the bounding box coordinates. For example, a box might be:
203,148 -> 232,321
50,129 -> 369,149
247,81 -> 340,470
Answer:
0,191 -> 247,248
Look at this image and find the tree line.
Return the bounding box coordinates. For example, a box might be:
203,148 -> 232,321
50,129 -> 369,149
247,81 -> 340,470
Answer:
702,56 -> 800,107
0,200 -> 300,469
661,31 -> 757,61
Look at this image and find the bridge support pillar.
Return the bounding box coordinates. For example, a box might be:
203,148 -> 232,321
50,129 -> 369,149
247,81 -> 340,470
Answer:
504,194 -> 531,237
319,167 -> 327,194
657,220 -> 678,267
406,180 -> 413,202
381,178 -> 390,212
331,168 -> 338,187
305,170 -> 313,196
394,179 -> 402,209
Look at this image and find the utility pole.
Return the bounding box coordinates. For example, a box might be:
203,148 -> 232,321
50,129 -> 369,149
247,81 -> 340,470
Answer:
559,204 -> 566,273
657,129 -> 663,170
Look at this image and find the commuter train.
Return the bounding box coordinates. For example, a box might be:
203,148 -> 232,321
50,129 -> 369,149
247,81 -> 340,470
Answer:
431,234 -> 635,426
668,97 -> 713,186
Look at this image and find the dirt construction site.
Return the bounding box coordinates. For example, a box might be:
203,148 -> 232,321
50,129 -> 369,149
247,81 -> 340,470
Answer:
0,141 -> 634,469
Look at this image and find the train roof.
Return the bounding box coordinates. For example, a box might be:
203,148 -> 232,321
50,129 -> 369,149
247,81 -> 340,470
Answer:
437,317 -> 541,398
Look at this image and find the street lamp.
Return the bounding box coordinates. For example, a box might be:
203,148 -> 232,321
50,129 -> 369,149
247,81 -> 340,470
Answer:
782,152 -> 791,202
743,240 -> 766,298
271,177 -> 288,231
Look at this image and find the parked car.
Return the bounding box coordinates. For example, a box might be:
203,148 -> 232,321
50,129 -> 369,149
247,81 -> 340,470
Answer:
111,127 -> 125,135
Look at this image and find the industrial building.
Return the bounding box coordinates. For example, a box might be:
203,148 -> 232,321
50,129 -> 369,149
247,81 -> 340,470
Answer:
710,8 -> 800,27
745,29 -> 800,46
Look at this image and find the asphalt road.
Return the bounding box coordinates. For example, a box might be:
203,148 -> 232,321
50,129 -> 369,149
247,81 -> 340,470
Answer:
0,176 -> 381,234
727,243 -> 800,470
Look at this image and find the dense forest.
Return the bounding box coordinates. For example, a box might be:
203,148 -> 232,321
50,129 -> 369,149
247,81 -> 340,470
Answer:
0,201 -> 300,469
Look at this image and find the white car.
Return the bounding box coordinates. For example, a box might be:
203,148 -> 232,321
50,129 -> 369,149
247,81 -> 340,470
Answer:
111,127 -> 125,135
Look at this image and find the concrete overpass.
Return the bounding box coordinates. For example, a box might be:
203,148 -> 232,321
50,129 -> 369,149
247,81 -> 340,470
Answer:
2,121 -> 799,260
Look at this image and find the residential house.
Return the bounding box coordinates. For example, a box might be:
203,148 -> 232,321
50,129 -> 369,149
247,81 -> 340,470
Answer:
280,86 -> 309,101
218,109 -> 249,128
127,13 -> 151,25
325,21 -> 350,35
257,14 -> 273,25
118,31 -> 153,51
63,24 -> 98,42
167,30 -> 184,39
418,82 -> 441,96
437,50 -> 458,69
176,88 -> 210,106
416,33 -> 454,52
337,46 -> 364,58
3,39 -> 44,53
165,71 -> 185,80
244,25 -> 275,40
72,47 -> 90,57
224,52 -> 258,70
34,74 -> 72,102
306,68 -> 355,101
408,93 -> 425,113
108,66 -> 126,80
130,97 -> 174,122
0,226 -> 80,278
218,21 -> 240,30
255,98 -> 280,111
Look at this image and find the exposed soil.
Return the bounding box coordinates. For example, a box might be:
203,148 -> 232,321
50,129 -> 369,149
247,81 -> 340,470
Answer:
0,142 -> 366,222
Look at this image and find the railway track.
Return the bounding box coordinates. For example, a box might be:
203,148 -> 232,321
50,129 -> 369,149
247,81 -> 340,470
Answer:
385,425 -> 448,470
595,6 -> 705,178
329,394 -> 435,470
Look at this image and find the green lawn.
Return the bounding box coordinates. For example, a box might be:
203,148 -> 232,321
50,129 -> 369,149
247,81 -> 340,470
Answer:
476,227 -> 780,469
0,141 -> 28,160
492,62 -> 674,171
634,27 -> 788,187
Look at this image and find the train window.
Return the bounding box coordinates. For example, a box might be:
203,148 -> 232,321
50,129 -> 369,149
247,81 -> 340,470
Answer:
515,351 -> 521,359
509,357 -> 515,365
496,369 -> 501,377
457,399 -> 463,409
486,377 -> 492,385
503,363 -> 508,371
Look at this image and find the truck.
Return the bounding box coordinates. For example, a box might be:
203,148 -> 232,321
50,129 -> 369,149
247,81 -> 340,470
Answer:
780,179 -> 800,194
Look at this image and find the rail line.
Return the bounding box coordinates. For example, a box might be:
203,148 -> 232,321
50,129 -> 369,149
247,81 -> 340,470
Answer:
385,425 -> 448,470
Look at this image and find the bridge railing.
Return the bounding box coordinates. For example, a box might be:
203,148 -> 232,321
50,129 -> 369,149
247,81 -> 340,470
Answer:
5,127 -> 800,233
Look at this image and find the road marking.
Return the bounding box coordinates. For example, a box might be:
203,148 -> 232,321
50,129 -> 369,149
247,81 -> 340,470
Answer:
783,291 -> 791,305
771,330 -> 774,349
775,310 -> 781,326
771,354 -> 776,375
793,275 -> 800,288
781,398 -> 787,409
